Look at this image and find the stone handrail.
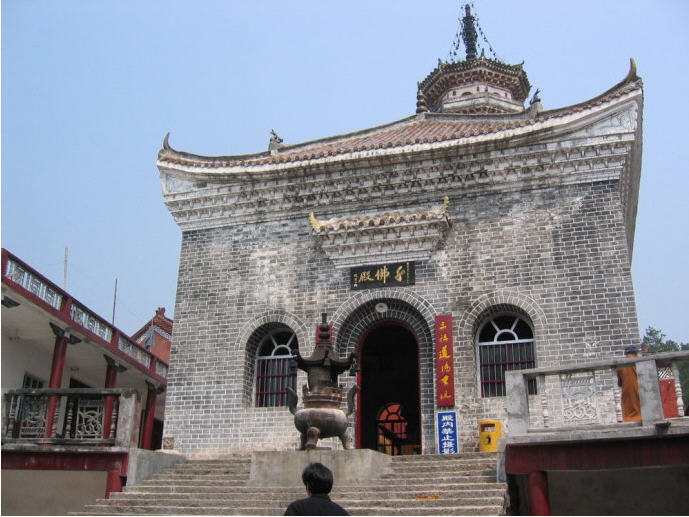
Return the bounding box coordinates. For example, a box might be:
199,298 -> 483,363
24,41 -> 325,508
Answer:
506,351 -> 689,435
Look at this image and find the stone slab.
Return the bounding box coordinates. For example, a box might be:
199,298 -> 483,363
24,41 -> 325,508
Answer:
127,448 -> 186,485
248,449 -> 392,487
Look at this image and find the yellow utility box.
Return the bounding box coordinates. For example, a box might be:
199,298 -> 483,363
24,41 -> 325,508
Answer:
479,419 -> 501,452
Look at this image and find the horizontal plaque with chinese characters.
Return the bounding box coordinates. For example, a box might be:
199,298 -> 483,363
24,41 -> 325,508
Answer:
350,262 -> 415,290
435,314 -> 455,407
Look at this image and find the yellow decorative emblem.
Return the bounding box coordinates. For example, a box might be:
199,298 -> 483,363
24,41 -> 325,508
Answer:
309,212 -> 323,230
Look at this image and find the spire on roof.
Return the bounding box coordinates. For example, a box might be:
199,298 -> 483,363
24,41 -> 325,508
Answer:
461,5 -> 478,60
447,2 -> 499,64
419,2 -> 531,115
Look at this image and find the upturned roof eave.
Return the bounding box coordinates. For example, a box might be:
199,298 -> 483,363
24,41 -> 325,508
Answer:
536,58 -> 642,119
157,64 -> 643,178
158,114 -> 421,165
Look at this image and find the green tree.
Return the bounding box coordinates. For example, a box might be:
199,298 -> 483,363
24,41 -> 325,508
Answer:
641,326 -> 689,414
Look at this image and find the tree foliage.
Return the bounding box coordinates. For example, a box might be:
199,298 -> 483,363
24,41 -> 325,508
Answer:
641,326 -> 689,414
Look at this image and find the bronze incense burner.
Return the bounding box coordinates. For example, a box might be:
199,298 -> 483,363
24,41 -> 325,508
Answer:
287,313 -> 359,450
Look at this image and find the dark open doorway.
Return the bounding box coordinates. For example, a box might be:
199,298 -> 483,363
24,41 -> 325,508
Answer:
357,323 -> 421,455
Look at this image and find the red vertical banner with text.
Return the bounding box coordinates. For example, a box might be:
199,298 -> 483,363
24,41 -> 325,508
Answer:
435,315 -> 455,407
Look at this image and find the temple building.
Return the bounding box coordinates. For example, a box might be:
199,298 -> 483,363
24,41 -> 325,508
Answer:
157,6 -> 643,456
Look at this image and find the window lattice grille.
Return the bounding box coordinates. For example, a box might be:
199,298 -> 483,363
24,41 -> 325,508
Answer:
255,329 -> 298,407
477,314 -> 536,397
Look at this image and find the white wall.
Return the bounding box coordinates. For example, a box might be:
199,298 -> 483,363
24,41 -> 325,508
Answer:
1,470 -> 107,515
1,336 -> 51,390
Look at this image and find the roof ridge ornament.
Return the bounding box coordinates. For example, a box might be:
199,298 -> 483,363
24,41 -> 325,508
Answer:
269,129 -> 285,155
625,58 -> 638,82
309,212 -> 323,230
159,132 -> 177,158
416,82 -> 429,114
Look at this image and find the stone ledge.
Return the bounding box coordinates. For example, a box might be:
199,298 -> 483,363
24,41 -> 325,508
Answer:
506,417 -> 689,446
248,449 -> 392,487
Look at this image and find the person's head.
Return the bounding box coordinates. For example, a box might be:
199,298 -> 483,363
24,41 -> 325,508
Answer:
302,462 -> 333,495
624,345 -> 639,358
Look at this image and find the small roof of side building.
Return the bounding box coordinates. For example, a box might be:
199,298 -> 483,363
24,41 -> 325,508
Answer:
131,307 -> 173,364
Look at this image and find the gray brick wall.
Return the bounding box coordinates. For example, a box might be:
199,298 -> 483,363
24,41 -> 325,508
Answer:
163,173 -> 639,454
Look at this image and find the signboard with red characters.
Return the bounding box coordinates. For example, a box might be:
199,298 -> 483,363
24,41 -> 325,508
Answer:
435,315 -> 455,407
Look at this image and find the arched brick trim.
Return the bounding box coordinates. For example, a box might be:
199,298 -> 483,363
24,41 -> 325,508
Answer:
456,290 -> 547,402
239,310 -> 309,407
457,290 -> 547,347
331,288 -> 437,346
332,290 -> 437,454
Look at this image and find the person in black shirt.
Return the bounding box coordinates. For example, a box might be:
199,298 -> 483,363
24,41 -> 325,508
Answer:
284,462 -> 349,516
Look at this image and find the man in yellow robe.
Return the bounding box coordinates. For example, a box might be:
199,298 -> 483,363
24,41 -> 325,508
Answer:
617,345 -> 641,422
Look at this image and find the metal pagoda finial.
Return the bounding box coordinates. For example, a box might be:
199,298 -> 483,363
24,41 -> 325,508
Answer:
447,2 -> 500,64
461,4 -> 478,60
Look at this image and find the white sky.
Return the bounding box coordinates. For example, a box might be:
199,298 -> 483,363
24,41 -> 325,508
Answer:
2,1 -> 688,343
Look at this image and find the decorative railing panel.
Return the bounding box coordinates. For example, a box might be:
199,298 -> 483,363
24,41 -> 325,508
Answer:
2,388 -> 139,446
155,361 -> 169,378
4,259 -> 63,310
507,351 -> 689,435
70,303 -> 113,341
118,336 -> 152,369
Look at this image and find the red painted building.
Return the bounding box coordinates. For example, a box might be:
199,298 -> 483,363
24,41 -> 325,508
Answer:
1,249 -> 173,515
131,307 -> 173,365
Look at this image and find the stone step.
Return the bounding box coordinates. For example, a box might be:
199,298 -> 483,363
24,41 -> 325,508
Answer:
101,495 -> 505,508
392,452 -> 491,460
393,453 -> 495,461
128,475 -> 495,491
148,473 -> 250,482
77,504 -> 503,516
74,452 -> 507,516
122,480 -> 506,494
127,478 -> 248,487
389,463 -> 495,473
349,506 -> 504,516
171,464 -> 251,472
113,486 -> 507,500
143,464 -> 495,477
177,463 -> 250,469
155,465 -> 250,472
137,472 -> 495,486
380,473 -> 496,483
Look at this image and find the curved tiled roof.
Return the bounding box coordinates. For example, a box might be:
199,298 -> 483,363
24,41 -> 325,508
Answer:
310,198 -> 450,234
157,64 -> 642,171
132,307 -> 173,341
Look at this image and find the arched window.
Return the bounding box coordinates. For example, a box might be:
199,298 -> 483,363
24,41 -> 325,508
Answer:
476,313 -> 536,397
255,328 -> 298,407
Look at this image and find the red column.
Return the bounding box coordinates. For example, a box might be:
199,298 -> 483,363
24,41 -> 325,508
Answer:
102,356 -> 121,440
105,471 -> 123,498
528,470 -> 551,516
141,382 -> 158,450
44,328 -> 69,438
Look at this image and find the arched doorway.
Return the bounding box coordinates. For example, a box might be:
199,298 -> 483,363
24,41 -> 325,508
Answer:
357,323 -> 421,455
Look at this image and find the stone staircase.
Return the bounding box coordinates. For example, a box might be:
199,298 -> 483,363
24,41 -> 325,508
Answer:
74,452 -> 507,515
